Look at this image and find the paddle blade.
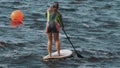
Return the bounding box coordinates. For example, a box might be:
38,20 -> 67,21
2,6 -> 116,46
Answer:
76,51 -> 84,58
77,53 -> 84,58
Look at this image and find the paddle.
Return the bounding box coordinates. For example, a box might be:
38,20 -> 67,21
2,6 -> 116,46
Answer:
62,29 -> 84,58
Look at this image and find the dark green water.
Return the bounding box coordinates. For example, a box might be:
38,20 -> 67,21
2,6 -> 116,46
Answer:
0,0 -> 120,68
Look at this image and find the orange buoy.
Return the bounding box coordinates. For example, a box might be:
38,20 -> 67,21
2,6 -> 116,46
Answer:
10,10 -> 24,22
10,10 -> 24,27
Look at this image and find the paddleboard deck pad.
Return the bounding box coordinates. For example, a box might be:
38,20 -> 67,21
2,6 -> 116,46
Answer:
43,49 -> 73,60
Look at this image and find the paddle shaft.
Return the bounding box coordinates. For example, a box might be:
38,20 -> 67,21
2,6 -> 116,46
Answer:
62,29 -> 80,55
62,29 -> 84,58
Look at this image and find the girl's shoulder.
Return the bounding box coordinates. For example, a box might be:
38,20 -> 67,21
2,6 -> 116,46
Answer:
56,11 -> 62,16
47,7 -> 52,12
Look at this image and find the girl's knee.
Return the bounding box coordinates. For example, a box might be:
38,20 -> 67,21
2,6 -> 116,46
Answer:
48,41 -> 52,45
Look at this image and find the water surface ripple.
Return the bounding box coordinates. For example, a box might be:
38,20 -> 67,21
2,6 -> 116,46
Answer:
0,0 -> 120,68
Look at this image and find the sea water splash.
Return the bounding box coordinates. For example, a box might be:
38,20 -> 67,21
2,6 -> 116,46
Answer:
0,0 -> 120,68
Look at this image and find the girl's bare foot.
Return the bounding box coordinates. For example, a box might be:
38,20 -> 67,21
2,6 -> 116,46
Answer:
48,54 -> 52,58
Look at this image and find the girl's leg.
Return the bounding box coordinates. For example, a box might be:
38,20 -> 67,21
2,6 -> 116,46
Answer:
54,33 -> 60,56
47,33 -> 52,57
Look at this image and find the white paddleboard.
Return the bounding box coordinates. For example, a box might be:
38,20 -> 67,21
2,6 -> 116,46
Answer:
43,49 -> 72,60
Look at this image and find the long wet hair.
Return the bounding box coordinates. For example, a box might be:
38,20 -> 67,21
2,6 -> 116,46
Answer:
53,2 -> 59,10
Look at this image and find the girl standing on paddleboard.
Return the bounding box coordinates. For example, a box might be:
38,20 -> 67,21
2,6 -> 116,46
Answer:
45,2 -> 64,57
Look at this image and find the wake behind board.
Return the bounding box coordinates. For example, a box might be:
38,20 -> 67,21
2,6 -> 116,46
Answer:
43,49 -> 72,60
